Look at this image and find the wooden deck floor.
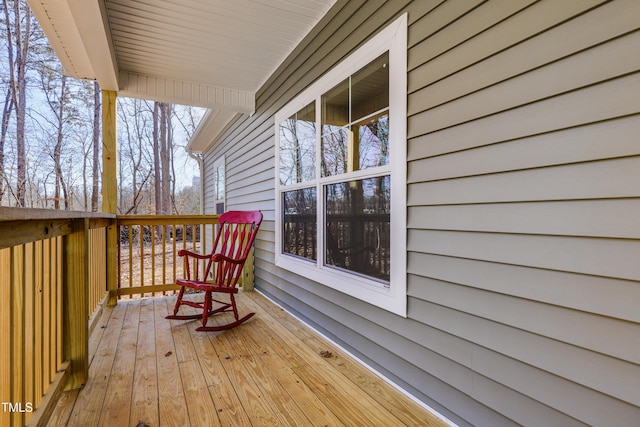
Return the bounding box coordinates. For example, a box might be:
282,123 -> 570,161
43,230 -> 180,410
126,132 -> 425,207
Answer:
46,290 -> 447,427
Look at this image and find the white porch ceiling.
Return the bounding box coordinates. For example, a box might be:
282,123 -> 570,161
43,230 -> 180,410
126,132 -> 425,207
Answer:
27,0 -> 336,115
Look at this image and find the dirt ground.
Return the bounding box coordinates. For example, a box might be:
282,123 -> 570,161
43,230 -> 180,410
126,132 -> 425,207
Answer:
118,240 -> 205,300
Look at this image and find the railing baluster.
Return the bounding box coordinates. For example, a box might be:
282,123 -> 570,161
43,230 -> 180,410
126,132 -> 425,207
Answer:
42,239 -> 50,391
151,225 -> 156,297
107,221 -> 118,307
12,244 -> 25,427
128,226 -> 133,293
161,225 -> 166,295
172,224 -> 177,286
56,236 -> 63,378
139,224 -> 144,298
0,248 -> 11,427
25,242 -> 35,412
35,240 -> 44,407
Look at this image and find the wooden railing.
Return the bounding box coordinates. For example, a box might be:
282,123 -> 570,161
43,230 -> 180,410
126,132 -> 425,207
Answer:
0,210 -> 257,426
0,208 -> 114,427
115,215 -> 221,298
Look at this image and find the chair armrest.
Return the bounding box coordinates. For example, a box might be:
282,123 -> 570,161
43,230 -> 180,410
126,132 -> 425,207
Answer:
178,249 -> 213,281
211,253 -> 245,265
177,249 -> 210,260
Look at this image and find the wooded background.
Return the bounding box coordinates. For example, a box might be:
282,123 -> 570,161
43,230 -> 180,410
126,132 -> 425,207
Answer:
1,0 -> 204,214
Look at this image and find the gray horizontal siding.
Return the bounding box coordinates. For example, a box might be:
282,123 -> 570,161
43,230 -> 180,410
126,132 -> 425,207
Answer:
405,0 -> 640,425
202,0 -> 640,425
407,252 -> 640,323
408,199 -> 640,240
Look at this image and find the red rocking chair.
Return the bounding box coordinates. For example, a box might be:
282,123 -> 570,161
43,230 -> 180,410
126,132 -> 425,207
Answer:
165,210 -> 262,331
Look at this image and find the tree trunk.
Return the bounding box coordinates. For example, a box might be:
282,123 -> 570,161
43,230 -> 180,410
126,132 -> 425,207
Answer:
160,103 -> 171,215
91,82 -> 100,211
82,145 -> 88,210
12,0 -> 30,206
153,102 -> 162,214
53,76 -> 69,210
0,87 -> 12,203
169,108 -> 176,214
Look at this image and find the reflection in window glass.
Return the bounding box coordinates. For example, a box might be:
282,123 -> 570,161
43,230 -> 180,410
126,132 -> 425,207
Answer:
282,188 -> 317,261
324,175 -> 390,283
279,103 -> 316,186
321,128 -> 349,176
351,52 -> 389,122
213,159 -> 225,214
355,113 -> 389,170
214,163 -> 224,200
321,52 -> 389,177
321,78 -> 349,131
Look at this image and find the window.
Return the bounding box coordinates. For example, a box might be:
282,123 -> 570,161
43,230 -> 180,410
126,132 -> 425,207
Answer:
275,14 -> 407,316
213,156 -> 225,214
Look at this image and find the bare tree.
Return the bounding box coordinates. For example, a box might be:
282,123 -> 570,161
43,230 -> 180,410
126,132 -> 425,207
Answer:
153,101 -> 161,214
160,102 -> 171,214
2,4 -> 206,211
3,0 -> 31,206
118,98 -> 154,214
37,57 -> 88,210
50,75 -> 69,209
91,81 -> 100,211
0,86 -> 12,203
152,101 -> 173,215
171,105 -> 205,214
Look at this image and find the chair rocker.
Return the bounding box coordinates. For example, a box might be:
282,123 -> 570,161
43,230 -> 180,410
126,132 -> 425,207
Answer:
166,210 -> 262,331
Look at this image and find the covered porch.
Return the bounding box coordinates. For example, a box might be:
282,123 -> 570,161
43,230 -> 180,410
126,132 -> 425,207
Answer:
0,209 -> 446,426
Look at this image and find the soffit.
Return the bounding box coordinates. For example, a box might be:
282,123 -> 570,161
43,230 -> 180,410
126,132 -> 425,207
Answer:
27,0 -> 337,113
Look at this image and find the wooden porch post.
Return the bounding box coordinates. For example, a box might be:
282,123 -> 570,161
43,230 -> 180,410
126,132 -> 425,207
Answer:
63,218 -> 89,390
102,90 -> 118,306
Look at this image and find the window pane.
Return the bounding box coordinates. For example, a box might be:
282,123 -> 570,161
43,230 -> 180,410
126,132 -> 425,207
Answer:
325,176 -> 390,283
354,113 -> 389,170
279,103 -> 316,186
321,78 -> 348,177
214,163 -> 225,200
321,128 -> 349,176
283,188 -> 317,261
322,78 -> 349,131
351,52 -> 389,123
321,53 -> 389,177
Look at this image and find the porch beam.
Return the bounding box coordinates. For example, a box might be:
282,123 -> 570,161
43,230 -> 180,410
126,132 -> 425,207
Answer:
102,90 -> 118,306
119,71 -> 255,114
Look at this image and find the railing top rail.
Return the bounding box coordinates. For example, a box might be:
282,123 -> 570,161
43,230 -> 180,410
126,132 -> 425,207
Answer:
116,214 -> 220,226
0,206 -> 115,222
0,210 -> 219,248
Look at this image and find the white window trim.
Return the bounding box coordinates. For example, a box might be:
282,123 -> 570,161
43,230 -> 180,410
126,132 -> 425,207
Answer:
275,14 -> 407,317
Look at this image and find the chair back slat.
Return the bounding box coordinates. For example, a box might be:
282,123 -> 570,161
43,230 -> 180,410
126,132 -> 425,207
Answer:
206,211 -> 262,287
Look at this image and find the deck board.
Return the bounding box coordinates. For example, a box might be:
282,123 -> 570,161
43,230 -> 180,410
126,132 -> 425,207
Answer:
153,297 -> 190,427
47,291 -> 448,427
